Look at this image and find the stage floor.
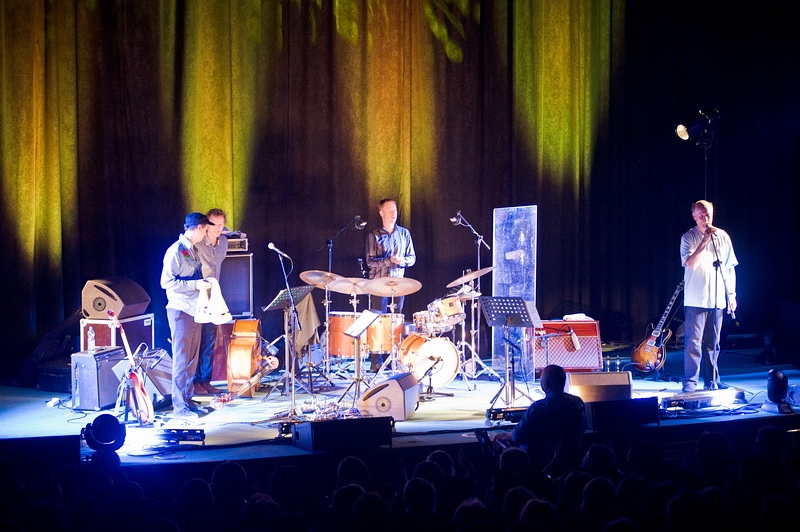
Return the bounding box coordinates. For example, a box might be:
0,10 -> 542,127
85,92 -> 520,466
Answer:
2,345 -> 799,474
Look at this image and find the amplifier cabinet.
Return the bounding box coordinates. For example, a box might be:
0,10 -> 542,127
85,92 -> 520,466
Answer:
526,320 -> 603,371
80,313 -> 155,353
71,347 -> 127,411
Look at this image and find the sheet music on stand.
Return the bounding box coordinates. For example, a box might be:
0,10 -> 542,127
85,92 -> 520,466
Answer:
263,285 -> 315,312
479,297 -> 541,328
344,309 -> 381,339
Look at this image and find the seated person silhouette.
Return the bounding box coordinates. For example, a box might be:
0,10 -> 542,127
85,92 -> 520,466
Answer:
494,364 -> 587,476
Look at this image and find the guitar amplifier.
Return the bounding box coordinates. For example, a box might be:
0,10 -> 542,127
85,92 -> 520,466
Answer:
71,347 -> 127,411
526,320 -> 603,371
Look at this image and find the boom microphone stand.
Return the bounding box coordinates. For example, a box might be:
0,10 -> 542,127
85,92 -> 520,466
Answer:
450,211 -> 491,372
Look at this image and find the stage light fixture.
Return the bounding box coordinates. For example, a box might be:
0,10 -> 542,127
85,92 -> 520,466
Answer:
675,109 -> 720,142
83,413 -> 126,454
761,369 -> 794,414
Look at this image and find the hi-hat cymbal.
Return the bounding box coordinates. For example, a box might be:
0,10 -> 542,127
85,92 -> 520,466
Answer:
300,270 -> 343,288
327,277 -> 371,295
446,266 -> 495,288
364,277 -> 422,297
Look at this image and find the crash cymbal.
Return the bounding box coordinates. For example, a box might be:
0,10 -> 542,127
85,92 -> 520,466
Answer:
327,277 -> 371,295
364,277 -> 422,297
300,270 -> 344,288
446,266 -> 495,288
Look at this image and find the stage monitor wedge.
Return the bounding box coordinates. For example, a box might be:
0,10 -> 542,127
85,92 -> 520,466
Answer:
82,277 -> 151,319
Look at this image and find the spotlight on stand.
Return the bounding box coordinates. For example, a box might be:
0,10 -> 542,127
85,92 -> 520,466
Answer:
675,109 -> 720,143
761,369 -> 795,414
82,413 -> 126,464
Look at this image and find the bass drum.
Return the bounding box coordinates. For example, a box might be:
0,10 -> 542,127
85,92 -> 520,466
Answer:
398,333 -> 459,389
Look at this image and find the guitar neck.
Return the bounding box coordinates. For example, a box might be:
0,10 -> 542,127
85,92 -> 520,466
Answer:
653,283 -> 684,335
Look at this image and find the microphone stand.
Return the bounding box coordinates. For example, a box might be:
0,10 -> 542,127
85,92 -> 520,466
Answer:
317,216 -> 366,378
264,252 -> 307,422
452,212 -> 495,380
708,232 -> 734,390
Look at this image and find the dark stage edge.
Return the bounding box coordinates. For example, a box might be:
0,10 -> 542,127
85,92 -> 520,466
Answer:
2,346 -> 800,491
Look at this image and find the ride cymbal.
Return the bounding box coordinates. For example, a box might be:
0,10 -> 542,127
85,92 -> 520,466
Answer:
364,277 -> 422,297
446,266 -> 495,289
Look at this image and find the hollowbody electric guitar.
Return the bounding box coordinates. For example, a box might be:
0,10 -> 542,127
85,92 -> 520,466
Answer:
108,310 -> 155,424
630,281 -> 684,371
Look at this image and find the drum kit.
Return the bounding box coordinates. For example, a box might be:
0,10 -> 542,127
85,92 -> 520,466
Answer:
297,265 -> 498,401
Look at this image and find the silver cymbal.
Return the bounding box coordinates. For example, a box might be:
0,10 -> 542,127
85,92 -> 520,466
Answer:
327,277 -> 371,295
364,277 -> 422,297
446,266 -> 495,289
299,270 -> 344,289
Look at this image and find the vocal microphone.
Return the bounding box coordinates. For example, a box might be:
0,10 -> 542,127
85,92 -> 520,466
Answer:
449,211 -> 462,225
569,328 -> 581,351
355,215 -> 368,229
267,242 -> 291,259
705,224 -> 718,236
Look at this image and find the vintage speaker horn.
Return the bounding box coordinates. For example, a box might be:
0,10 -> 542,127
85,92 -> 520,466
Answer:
81,277 -> 151,319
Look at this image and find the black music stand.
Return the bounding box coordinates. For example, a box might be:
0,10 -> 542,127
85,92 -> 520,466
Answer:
261,286 -> 315,405
338,309 -> 381,405
480,296 -> 537,408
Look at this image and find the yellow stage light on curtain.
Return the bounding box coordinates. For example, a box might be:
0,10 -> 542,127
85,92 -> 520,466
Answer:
512,0 -> 615,192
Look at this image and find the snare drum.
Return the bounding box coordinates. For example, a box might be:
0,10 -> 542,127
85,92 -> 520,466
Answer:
428,296 -> 465,326
366,313 -> 404,353
327,312 -> 363,358
398,333 -> 459,388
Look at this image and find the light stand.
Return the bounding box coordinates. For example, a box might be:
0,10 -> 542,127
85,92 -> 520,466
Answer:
675,109 -> 720,199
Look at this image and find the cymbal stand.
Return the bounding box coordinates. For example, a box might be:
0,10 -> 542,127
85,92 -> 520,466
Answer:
457,295 -> 500,387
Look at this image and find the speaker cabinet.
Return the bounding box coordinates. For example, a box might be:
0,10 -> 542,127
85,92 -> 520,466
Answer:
80,313 -> 155,352
292,416 -> 393,452
357,372 -> 419,421
566,371 -> 633,403
527,320 -> 603,371
585,397 -> 661,431
71,347 -> 127,411
81,277 -> 151,319
219,253 -> 253,318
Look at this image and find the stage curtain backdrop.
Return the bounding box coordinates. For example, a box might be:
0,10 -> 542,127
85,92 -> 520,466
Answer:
4,1 -> 797,375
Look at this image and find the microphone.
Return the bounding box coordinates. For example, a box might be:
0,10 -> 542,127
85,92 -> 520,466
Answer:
267,242 -> 291,259
569,328 -> 581,351
705,224 -> 717,235
355,216 -> 367,229
449,211 -> 462,225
